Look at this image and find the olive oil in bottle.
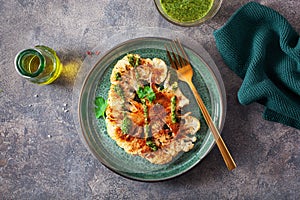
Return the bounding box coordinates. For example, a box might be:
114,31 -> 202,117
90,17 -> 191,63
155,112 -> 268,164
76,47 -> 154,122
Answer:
15,45 -> 62,84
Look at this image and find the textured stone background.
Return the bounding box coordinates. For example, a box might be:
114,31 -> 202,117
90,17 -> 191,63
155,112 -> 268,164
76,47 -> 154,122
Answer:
0,0 -> 299,199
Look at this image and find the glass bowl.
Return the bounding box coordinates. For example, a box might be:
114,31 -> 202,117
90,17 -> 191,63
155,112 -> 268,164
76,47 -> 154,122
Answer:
154,0 -> 223,26
73,28 -> 226,181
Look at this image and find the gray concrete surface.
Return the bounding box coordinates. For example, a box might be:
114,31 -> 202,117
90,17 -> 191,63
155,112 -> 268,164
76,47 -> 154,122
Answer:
0,0 -> 299,199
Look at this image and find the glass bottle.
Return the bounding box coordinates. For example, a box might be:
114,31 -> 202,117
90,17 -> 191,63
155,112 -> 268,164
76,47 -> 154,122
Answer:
14,45 -> 62,84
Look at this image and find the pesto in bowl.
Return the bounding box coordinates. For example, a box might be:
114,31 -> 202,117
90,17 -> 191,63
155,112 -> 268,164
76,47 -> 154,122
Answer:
154,0 -> 222,26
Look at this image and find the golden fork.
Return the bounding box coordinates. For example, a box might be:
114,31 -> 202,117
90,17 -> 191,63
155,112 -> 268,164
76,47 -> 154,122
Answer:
165,39 -> 236,171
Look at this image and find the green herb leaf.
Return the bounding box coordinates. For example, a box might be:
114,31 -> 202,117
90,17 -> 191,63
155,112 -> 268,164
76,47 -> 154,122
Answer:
147,90 -> 156,102
115,72 -> 122,81
128,54 -> 134,66
127,54 -> 140,67
137,87 -> 146,99
146,139 -> 158,151
95,96 -> 107,119
137,86 -> 156,103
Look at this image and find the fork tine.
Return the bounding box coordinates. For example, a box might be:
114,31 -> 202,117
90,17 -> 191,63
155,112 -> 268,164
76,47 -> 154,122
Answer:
172,40 -> 184,67
173,39 -> 189,66
169,44 -> 181,69
165,39 -> 189,70
165,45 -> 177,70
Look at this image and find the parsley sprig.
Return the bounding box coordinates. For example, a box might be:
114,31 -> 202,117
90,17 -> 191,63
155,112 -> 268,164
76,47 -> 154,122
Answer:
95,96 -> 107,119
137,86 -> 156,103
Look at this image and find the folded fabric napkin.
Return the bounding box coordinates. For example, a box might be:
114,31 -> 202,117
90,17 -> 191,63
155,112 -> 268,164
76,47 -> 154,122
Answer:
214,2 -> 300,129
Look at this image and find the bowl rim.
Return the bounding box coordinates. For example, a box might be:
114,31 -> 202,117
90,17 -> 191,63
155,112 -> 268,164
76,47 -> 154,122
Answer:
153,0 -> 223,27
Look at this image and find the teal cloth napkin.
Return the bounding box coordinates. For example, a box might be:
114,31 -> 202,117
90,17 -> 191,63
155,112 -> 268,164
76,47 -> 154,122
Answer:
214,2 -> 300,129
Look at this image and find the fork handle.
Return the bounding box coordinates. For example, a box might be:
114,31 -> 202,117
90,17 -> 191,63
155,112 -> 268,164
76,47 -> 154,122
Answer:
188,80 -> 236,171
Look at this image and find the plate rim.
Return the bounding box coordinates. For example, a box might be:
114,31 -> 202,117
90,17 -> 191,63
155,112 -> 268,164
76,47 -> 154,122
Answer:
73,29 -> 226,182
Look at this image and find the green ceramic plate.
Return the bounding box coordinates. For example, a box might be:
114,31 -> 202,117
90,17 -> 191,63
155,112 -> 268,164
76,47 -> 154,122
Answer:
77,36 -> 226,181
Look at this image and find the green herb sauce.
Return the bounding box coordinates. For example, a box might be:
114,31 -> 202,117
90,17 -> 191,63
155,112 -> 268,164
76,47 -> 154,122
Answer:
160,0 -> 214,22
141,99 -> 151,139
121,115 -> 132,134
171,96 -> 177,123
142,100 -> 149,124
114,85 -> 124,99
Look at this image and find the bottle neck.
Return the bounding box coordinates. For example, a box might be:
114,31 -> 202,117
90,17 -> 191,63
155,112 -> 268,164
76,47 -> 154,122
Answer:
15,48 -> 45,78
